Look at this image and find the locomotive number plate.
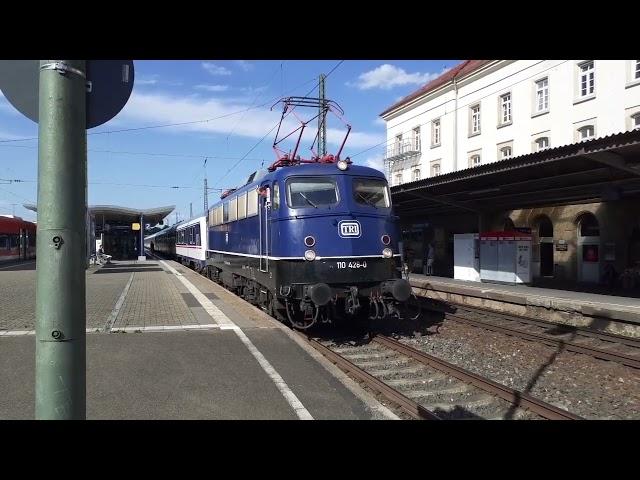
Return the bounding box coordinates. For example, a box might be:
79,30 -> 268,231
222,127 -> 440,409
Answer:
336,260 -> 368,269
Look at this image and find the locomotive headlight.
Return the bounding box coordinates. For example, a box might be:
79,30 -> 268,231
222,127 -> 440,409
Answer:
304,236 -> 316,247
382,248 -> 393,258
304,249 -> 317,261
381,234 -> 391,245
337,159 -> 348,171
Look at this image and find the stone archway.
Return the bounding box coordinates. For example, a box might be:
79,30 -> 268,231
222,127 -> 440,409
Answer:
503,217 -> 515,231
533,214 -> 554,277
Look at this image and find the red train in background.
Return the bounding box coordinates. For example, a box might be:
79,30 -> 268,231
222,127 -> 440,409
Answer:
0,215 -> 36,264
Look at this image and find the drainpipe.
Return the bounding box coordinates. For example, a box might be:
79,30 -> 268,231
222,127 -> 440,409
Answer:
453,76 -> 459,172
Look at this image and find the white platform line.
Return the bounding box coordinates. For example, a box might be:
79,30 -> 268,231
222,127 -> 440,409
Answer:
1,328 -> 108,337
104,272 -> 135,332
110,324 -> 221,333
159,259 -> 314,420
0,260 -> 36,271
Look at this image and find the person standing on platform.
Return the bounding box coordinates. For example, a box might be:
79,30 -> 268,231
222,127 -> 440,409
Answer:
423,242 -> 435,276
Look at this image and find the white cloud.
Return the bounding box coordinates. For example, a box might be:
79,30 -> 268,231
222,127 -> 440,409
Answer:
373,117 -> 386,127
239,85 -> 268,94
234,60 -> 254,71
136,75 -> 183,87
137,75 -> 159,85
362,155 -> 385,173
117,91 -> 383,150
348,64 -> 442,90
202,62 -> 232,76
195,84 -> 230,92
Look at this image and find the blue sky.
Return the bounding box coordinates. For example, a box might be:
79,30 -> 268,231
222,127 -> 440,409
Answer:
0,59 -> 457,223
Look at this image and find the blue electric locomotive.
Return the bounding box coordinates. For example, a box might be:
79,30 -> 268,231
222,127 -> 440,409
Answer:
205,158 -> 412,329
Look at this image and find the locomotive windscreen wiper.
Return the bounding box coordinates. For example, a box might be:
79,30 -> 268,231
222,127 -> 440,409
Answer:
357,191 -> 378,208
299,192 -> 318,208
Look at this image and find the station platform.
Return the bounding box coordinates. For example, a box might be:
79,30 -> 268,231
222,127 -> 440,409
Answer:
410,274 -> 640,338
0,258 -> 396,420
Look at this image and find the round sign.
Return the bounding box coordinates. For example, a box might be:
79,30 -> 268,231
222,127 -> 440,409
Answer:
0,60 -> 135,129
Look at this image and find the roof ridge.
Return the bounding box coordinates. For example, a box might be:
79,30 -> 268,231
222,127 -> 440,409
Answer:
380,60 -> 493,117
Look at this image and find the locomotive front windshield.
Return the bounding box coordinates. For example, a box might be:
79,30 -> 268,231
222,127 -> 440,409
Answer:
287,177 -> 339,208
353,178 -> 391,208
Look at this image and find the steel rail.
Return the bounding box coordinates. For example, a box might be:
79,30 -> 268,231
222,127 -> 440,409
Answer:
373,335 -> 582,420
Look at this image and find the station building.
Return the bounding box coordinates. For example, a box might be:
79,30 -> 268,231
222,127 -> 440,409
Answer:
23,203 -> 174,261
381,60 -> 640,291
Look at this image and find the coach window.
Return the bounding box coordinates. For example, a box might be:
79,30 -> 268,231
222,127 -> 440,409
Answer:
353,178 -> 390,208
0,234 -> 7,249
272,182 -> 280,209
287,177 -> 339,208
223,202 -> 229,223
195,224 -> 200,246
247,189 -> 258,216
229,197 -> 237,222
237,192 -> 247,219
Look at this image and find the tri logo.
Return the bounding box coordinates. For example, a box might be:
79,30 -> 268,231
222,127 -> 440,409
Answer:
338,220 -> 361,238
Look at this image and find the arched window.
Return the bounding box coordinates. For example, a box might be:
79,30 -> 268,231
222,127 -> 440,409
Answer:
535,137 -> 549,151
535,215 -> 553,238
503,217 -> 515,231
432,163 -> 441,176
578,125 -> 595,141
395,173 -> 403,186
577,212 -> 599,237
500,146 -> 512,159
412,169 -> 421,181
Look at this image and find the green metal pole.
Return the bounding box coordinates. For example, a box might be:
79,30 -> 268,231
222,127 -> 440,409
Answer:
35,60 -> 87,420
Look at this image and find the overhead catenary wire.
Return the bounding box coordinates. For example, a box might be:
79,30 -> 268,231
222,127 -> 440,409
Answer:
211,60 -> 346,189
0,143 -> 267,163
0,178 -> 230,191
0,73 -> 321,144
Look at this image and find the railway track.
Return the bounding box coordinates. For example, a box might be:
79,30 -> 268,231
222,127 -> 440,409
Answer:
301,332 -> 582,420
443,304 -> 640,370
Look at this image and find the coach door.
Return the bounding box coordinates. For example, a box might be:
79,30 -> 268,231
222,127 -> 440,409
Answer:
19,229 -> 26,260
259,183 -> 271,272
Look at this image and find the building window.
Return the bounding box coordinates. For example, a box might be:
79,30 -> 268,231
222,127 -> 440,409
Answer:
578,125 -> 595,141
431,119 -> 441,146
500,93 -> 512,125
535,137 -> 549,151
412,127 -> 421,151
394,134 -> 402,156
636,60 -> 640,80
395,173 -> 403,186
500,146 -> 512,159
412,169 -> 421,181
470,104 -> 481,135
579,61 -> 595,97
535,78 -> 549,112
470,154 -> 481,167
632,113 -> 640,130
431,163 -> 441,176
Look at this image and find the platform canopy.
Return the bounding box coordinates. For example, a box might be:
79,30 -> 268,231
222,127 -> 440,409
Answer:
23,204 -> 175,226
391,130 -> 640,218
